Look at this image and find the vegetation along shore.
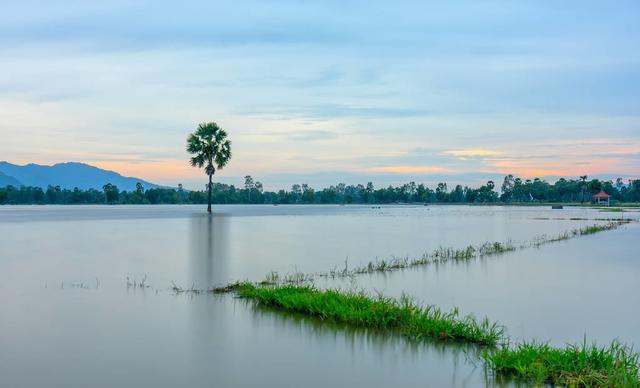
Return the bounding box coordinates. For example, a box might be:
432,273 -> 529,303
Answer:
1,175 -> 639,205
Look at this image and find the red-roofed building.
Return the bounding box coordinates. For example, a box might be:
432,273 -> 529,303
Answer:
593,191 -> 611,206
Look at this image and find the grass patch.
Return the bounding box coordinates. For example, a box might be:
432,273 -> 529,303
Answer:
483,340 -> 640,387
226,282 -> 505,347
214,282 -> 640,386
578,222 -> 625,235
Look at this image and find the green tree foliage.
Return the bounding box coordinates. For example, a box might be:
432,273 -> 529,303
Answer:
2,176 -> 639,205
186,121 -> 232,212
102,183 -> 119,204
580,175 -> 588,203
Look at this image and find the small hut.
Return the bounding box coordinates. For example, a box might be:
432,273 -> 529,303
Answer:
593,191 -> 611,206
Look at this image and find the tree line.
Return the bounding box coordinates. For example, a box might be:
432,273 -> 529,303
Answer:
1,175 -> 639,205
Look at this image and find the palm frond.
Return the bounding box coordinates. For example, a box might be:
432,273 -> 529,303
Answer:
187,121 -> 232,175
215,139 -> 232,169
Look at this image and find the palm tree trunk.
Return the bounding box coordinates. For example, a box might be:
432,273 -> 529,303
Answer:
207,173 -> 213,213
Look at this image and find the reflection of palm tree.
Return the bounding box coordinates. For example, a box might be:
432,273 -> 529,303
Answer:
187,122 -> 232,213
189,214 -> 230,287
580,175 -> 588,203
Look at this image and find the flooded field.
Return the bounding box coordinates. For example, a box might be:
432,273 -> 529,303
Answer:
0,205 -> 637,387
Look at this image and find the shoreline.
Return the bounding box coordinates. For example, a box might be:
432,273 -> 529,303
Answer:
1,202 -> 639,207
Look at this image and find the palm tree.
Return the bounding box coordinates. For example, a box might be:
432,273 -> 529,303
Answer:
579,175 -> 588,203
187,122 -> 232,213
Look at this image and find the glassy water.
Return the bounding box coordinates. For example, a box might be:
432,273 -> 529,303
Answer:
0,205 -> 636,387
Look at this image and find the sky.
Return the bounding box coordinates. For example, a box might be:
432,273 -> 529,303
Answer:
1,1 -> 639,190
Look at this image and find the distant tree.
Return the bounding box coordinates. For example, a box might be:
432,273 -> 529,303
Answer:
102,183 -> 119,204
0,187 -> 7,204
500,174 -> 514,201
464,186 -> 477,202
587,179 -> 602,196
244,175 -> 254,202
406,181 -> 417,202
301,184 -> 315,203
131,182 -> 145,204
579,175 -> 588,203
290,184 -> 302,203
364,182 -> 374,203
451,185 -> 465,202
630,180 -> 640,202
177,183 -> 187,202
187,122 -> 232,213
46,185 -> 62,204
435,182 -> 448,202
475,181 -> 498,202
276,189 -> 289,204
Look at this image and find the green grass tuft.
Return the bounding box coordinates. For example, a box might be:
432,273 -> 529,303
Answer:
577,222 -> 626,235
483,340 -> 640,387
231,283 -> 505,347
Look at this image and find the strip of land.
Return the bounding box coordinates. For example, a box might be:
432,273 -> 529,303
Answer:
215,282 -> 504,346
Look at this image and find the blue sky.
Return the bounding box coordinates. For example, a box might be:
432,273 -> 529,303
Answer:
1,1 -> 639,189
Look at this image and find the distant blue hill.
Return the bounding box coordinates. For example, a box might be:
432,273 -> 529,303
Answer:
0,162 -> 160,191
0,170 -> 22,187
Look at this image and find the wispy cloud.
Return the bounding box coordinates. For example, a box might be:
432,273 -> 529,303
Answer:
286,130 -> 338,141
1,1 -> 639,188
368,166 -> 450,174
236,104 -> 431,120
443,149 -> 503,157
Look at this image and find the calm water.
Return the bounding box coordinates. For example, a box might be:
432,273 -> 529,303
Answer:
0,205 -> 637,387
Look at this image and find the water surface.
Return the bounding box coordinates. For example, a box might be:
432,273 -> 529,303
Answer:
0,205 -> 635,387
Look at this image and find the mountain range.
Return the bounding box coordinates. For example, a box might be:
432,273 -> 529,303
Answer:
0,162 -> 160,191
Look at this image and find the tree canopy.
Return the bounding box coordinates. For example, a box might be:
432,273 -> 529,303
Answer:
2,175 -> 639,205
186,121 -> 232,212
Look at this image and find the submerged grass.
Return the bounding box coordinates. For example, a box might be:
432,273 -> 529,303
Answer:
483,340 -> 640,387
319,221 -> 629,280
225,282 -> 505,347
529,221 -> 630,247
319,241 -> 517,279
575,221 -> 628,235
